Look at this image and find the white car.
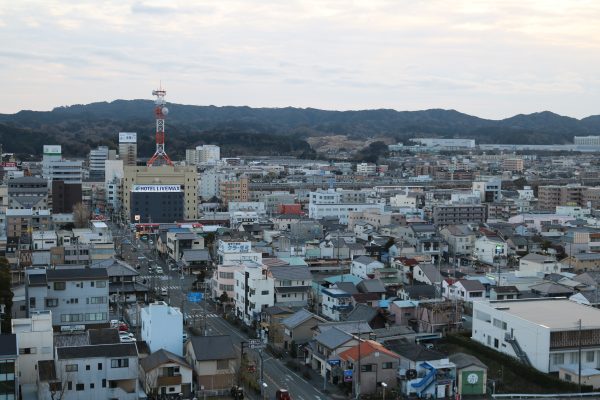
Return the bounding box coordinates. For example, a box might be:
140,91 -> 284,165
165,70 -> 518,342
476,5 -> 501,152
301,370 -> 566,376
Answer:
155,266 -> 163,274
161,288 -> 168,296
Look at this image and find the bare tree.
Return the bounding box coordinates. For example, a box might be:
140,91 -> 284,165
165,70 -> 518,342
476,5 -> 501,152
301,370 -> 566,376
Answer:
72,202 -> 91,228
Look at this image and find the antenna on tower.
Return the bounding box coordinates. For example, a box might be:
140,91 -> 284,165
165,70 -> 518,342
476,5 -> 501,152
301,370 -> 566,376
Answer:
147,85 -> 173,166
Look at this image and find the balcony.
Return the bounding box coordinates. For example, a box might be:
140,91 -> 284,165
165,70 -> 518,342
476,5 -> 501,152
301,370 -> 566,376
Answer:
157,375 -> 182,386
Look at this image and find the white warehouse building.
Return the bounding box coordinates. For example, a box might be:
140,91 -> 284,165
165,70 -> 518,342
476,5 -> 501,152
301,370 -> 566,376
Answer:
472,298 -> 600,373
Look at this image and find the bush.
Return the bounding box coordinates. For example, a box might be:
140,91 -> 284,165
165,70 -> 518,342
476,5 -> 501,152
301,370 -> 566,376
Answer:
285,360 -> 301,371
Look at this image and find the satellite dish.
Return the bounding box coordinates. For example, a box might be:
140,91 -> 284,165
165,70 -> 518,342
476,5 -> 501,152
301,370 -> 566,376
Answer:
162,107 -> 169,115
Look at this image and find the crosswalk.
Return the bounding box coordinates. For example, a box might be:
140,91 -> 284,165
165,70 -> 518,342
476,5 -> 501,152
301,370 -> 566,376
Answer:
156,286 -> 181,290
184,313 -> 219,319
138,275 -> 169,281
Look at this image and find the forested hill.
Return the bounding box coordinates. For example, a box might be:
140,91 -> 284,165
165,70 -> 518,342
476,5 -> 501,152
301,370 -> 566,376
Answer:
1,100 -> 599,158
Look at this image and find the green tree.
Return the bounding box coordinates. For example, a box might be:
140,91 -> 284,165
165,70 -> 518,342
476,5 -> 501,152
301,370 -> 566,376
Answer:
0,257 -> 13,333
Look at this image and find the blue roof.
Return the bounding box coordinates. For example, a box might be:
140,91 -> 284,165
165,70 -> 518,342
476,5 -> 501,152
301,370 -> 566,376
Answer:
378,300 -> 390,308
392,300 -> 419,308
168,228 -> 191,233
324,274 -> 362,285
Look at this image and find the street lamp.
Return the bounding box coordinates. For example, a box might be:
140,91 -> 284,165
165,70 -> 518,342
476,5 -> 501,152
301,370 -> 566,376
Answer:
381,382 -> 387,400
262,382 -> 268,400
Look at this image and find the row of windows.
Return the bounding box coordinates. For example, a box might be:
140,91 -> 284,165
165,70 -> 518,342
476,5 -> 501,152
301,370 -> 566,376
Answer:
60,312 -> 107,322
53,281 -> 106,290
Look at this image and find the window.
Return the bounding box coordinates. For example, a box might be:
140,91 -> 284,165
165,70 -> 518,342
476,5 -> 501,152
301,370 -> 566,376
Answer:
494,338 -> 499,348
90,383 -> 94,389
261,290 -> 269,295
571,352 -> 580,364
361,364 -> 374,372
111,358 -> 129,368
382,362 -> 394,369
565,373 -> 572,382
54,282 -> 66,290
86,365 -> 90,371
65,364 -> 78,372
98,363 -> 103,370
87,297 -> 107,304
102,379 -> 106,388
67,382 -> 72,391
587,351 -> 595,363
216,359 -> 229,370
76,383 -> 84,391
96,281 -> 106,288
19,347 -> 36,355
45,298 -> 58,307
29,297 -> 36,308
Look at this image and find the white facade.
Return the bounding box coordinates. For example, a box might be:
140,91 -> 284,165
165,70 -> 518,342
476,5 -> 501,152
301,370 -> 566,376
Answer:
350,258 -> 384,279
356,163 -> 376,175
308,190 -> 385,224
474,236 -> 507,265
229,211 -> 259,227
472,180 -> 502,203
390,192 -> 419,208
141,302 -> 184,357
574,136 -> 600,146
199,169 -> 232,199
472,299 -> 600,373
410,138 -> 476,149
186,145 -> 220,165
32,231 -> 58,251
321,288 -> 353,321
234,262 -> 274,325
89,146 -> 109,178
216,240 -> 262,265
211,263 -> 244,300
11,311 -> 54,385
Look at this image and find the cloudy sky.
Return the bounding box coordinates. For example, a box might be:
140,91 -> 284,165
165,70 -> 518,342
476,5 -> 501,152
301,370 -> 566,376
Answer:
1,0 -> 599,119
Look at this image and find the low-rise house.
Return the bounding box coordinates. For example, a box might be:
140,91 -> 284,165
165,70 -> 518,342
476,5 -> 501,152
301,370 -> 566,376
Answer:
489,286 -> 519,301
416,300 -> 463,333
280,309 -> 325,351
261,306 -> 295,348
308,327 -> 358,382
449,353 -> 488,396
185,335 -> 237,392
397,285 -> 436,301
93,258 -> 148,304
412,264 -> 443,286
321,288 -> 353,321
140,349 -> 193,399
181,249 -> 211,274
38,342 -> 140,400
11,311 -> 54,387
267,265 -> 312,308
350,256 -> 384,279
166,231 -> 204,262
345,304 -> 388,329
443,279 -> 485,302
389,300 -> 419,327
517,253 -> 561,277
339,340 -> 400,396
474,235 -> 507,265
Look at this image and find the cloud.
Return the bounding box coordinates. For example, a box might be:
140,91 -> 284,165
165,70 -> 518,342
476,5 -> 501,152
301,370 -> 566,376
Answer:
0,0 -> 600,118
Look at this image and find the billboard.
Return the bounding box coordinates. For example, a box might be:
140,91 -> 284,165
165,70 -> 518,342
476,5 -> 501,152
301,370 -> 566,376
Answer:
119,132 -> 137,143
132,185 -> 181,192
43,145 -> 62,155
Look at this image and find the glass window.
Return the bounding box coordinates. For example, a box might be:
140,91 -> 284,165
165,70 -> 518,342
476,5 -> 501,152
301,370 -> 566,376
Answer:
96,281 -> 107,288
65,364 -> 78,372
54,282 -> 66,290
111,358 -> 129,368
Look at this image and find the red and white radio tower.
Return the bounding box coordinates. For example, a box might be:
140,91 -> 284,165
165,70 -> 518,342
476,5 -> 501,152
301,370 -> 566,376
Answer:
147,85 -> 173,166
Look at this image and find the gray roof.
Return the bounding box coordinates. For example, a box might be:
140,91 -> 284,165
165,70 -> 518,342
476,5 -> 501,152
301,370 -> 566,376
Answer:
353,255 -> 378,265
140,348 -> 190,372
92,259 -> 139,277
530,282 -> 573,295
384,340 -> 444,362
345,304 -> 378,323
189,335 -> 236,361
449,352 -> 488,370
402,284 -> 437,300
457,279 -> 485,292
282,309 -> 322,329
182,249 -> 211,262
0,334 -> 17,356
316,321 -> 373,335
88,328 -> 120,345
357,279 -> 386,294
416,264 -> 443,284
315,327 -> 354,349
57,343 -> 138,359
268,265 -> 312,280
335,282 -> 359,294
47,268 -> 108,281
27,273 -> 47,287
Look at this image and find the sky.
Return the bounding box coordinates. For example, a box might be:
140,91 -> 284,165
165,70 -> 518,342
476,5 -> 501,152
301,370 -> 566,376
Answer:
1,0 -> 600,119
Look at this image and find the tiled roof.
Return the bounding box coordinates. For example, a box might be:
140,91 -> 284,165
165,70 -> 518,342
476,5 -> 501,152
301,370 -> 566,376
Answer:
339,340 -> 399,362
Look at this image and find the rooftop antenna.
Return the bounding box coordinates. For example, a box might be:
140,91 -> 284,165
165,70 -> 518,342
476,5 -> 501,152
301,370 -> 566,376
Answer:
147,84 -> 173,166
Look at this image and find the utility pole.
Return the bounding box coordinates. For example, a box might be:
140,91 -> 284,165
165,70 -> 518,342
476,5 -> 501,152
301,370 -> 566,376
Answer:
578,318 -> 582,393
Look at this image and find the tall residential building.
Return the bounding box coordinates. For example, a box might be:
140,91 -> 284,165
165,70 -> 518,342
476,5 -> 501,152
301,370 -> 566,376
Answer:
122,165 -> 198,222
88,146 -> 109,180
219,177 -> 249,206
186,145 -> 220,165
472,179 -> 501,203
118,132 -> 138,166
7,176 -> 49,210
502,158 -> 524,172
41,145 -> 82,184
538,185 -> 585,211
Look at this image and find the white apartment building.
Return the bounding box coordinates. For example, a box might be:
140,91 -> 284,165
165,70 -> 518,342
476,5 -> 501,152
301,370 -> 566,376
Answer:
211,263 -> 244,300
11,311 -> 54,385
321,288 -> 353,321
199,169 -> 233,200
474,236 -> 507,265
141,301 -> 184,357
41,145 -> 83,184
574,136 -> 600,146
356,162 -> 377,175
88,146 -> 109,179
186,145 -> 221,165
472,180 -> 502,203
216,240 -> 262,265
308,189 -> 385,224
234,261 -> 274,325
472,299 -> 600,373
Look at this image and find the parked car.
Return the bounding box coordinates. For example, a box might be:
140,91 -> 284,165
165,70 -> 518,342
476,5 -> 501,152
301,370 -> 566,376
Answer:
155,266 -> 163,274
161,288 -> 168,296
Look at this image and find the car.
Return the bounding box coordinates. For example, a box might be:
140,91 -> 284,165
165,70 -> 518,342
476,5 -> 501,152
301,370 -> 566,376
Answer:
118,323 -> 129,332
182,332 -> 188,342
161,288 -> 168,296
110,319 -> 119,328
275,389 -> 291,400
149,240 -> 154,245
155,266 -> 163,274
